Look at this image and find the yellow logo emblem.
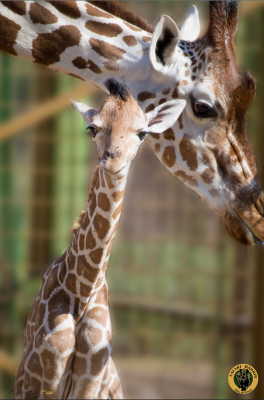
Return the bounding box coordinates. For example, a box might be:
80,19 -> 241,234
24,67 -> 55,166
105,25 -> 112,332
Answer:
228,364 -> 258,394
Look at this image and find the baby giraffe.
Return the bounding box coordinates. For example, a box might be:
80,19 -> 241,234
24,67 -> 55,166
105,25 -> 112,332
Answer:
14,79 -> 185,399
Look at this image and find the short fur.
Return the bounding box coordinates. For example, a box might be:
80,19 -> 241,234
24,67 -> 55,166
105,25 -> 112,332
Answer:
89,1 -> 154,34
71,165 -> 100,234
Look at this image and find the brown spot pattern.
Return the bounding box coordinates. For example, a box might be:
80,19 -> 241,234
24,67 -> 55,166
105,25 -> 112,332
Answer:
48,1 -> 81,19
95,284 -> 108,306
124,21 -> 141,32
89,38 -> 126,71
90,247 -> 104,264
35,302 -> 46,331
2,1 -> 26,15
32,26 -> 81,67
35,326 -> 46,348
77,255 -> 98,282
98,193 -> 111,212
179,133 -> 198,171
79,233 -> 85,251
142,35 -> 151,42
90,347 -> 109,376
201,168 -> 215,184
106,237 -> 114,257
43,266 -> 60,300
178,112 -> 183,130
0,15 -> 20,56
88,306 -> 108,327
48,289 -> 70,314
122,35 -> 138,46
154,143 -> 161,153
149,132 -> 160,140
162,88 -> 170,95
27,352 -> 43,377
162,146 -> 176,168
89,327 -> 103,346
94,214 -> 111,241
47,327 -> 75,354
29,3 -> 58,24
159,98 -> 166,105
86,228 -> 96,249
89,191 -> 97,217
65,273 -> 77,295
67,251 -> 76,270
112,189 -> 125,203
172,87 -> 178,99
76,323 -> 91,354
80,282 -> 92,298
145,104 -> 155,113
138,91 -> 156,102
112,203 -> 123,219
85,21 -> 122,38
85,3 -> 111,19
73,355 -> 87,376
104,173 -> 114,189
174,170 -> 198,187
163,128 -> 175,141
209,189 -> 218,197
48,312 -> 69,332
72,57 -> 102,74
41,349 -> 60,381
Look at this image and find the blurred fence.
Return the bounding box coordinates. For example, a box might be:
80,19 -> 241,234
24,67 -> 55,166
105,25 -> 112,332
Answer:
1,2 -> 264,399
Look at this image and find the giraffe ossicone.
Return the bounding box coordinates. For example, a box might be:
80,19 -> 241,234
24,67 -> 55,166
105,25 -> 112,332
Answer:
14,78 -> 184,399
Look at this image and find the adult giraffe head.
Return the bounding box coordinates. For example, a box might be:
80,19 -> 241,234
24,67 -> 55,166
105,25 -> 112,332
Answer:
147,1 -> 264,246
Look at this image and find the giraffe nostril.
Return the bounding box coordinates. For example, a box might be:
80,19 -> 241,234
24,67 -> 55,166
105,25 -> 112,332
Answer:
105,150 -> 111,158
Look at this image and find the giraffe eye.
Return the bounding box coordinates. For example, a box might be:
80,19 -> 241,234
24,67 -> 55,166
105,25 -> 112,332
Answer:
137,131 -> 148,141
87,126 -> 98,138
192,100 -> 217,119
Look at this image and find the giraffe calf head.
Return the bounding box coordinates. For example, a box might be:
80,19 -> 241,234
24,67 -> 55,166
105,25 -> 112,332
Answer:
73,78 -> 185,178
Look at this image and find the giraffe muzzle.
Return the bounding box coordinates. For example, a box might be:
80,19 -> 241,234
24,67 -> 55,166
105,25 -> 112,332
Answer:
103,149 -> 122,160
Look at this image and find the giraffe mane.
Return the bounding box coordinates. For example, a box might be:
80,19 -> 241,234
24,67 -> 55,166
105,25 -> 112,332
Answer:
71,165 -> 100,235
89,1 -> 154,34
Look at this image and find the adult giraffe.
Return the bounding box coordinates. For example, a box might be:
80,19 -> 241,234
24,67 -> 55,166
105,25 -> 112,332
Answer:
0,0 -> 264,245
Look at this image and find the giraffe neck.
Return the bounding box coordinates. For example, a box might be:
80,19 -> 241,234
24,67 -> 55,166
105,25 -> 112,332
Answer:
59,166 -> 126,313
0,1 -> 152,91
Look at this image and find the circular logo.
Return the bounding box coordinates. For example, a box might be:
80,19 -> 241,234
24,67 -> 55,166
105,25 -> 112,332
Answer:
228,364 -> 258,394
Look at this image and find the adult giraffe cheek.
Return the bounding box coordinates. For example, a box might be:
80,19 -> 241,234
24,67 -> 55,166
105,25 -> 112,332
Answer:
223,209 -> 255,246
233,193 -> 264,246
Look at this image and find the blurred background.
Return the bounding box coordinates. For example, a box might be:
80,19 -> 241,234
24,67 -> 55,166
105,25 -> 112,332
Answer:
0,1 -> 264,399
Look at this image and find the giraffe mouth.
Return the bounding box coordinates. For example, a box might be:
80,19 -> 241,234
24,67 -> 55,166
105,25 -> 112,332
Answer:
232,208 -> 264,247
223,206 -> 264,246
252,234 -> 264,246
99,159 -> 127,176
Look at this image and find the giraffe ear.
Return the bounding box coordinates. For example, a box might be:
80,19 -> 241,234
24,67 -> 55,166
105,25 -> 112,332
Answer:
150,15 -> 180,78
71,100 -> 98,125
180,5 -> 200,41
146,99 -> 186,133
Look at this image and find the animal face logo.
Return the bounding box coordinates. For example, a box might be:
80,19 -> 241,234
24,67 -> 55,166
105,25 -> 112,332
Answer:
235,369 -> 252,392
228,364 -> 258,394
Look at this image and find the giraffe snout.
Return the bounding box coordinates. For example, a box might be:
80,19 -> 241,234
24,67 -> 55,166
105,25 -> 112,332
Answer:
103,148 -> 122,160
